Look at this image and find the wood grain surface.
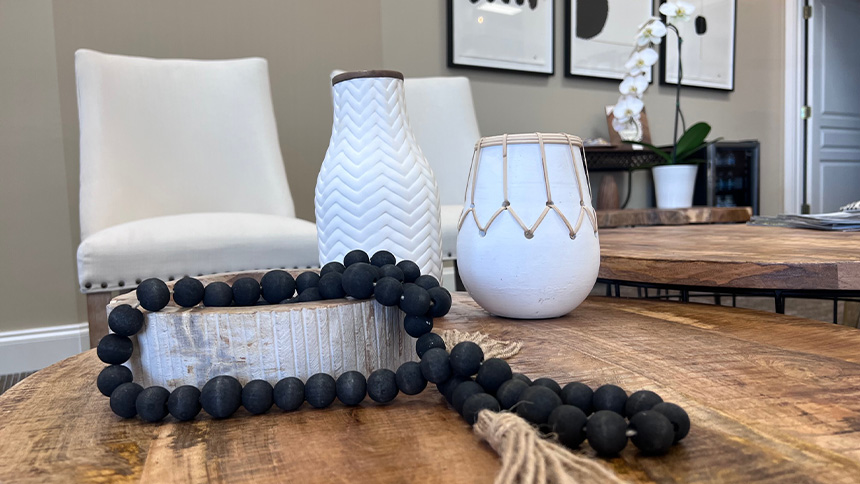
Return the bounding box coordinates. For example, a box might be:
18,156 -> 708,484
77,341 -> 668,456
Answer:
596,207 -> 752,229
599,224 -> 860,290
3,293 -> 860,483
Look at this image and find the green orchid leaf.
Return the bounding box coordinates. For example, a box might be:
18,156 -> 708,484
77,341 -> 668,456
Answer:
674,122 -> 711,157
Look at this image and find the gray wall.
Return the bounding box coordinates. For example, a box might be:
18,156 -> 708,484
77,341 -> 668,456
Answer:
0,0 -> 787,333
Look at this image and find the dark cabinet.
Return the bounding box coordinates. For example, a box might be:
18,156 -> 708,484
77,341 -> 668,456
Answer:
693,141 -> 760,215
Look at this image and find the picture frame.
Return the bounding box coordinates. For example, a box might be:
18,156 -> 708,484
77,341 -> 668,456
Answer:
447,0 -> 554,75
660,0 -> 736,91
564,0 -> 655,81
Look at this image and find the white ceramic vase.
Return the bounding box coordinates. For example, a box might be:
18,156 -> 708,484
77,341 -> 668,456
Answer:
652,164 -> 699,209
456,133 -> 600,319
316,70 -> 442,279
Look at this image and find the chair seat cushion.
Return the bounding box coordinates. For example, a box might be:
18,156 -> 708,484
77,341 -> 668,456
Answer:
441,204 -> 462,260
78,212 -> 319,293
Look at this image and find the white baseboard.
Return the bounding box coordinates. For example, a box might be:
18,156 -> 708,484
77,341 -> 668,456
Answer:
0,322 -> 89,374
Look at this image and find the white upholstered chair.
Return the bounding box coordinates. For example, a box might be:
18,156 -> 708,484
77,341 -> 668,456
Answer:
76,49 -> 318,346
403,77 -> 481,282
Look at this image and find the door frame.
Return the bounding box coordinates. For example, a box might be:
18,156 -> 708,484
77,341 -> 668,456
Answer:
783,0 -> 805,214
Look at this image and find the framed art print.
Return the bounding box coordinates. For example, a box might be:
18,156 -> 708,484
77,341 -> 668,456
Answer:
448,0 -> 554,75
660,0 -> 736,90
565,0 -> 654,81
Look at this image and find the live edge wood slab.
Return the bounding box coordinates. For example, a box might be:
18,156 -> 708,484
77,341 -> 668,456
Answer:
599,224 -> 860,290
596,207 -> 752,229
3,294 -> 860,483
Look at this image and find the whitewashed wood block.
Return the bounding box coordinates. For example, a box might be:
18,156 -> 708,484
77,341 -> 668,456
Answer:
108,271 -> 416,390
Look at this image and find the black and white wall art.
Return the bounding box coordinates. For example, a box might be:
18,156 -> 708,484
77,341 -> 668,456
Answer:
448,0 -> 554,75
565,0 -> 654,80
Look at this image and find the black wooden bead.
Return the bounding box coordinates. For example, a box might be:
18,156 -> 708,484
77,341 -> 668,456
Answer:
173,277 -> 204,307
367,369 -> 398,404
449,341 -> 484,377
515,386 -> 562,425
261,270 -> 296,303
168,385 -> 202,421
200,375 -> 243,419
378,264 -> 404,281
136,386 -> 170,422
108,304 -> 144,336
400,285 -> 431,316
97,334 -> 133,365
305,373 -> 337,408
629,411 -> 674,455
416,332 -> 445,359
295,287 -> 322,302
242,379 -> 274,415
320,261 -> 346,277
532,377 -> 562,395
316,272 -> 345,300
404,314 -> 433,338
593,384 -> 628,415
344,249 -> 370,267
396,260 -> 421,283
586,410 -> 629,456
476,358 -> 512,394
427,287 -> 452,318
395,361 -> 427,395
561,382 -> 594,415
232,277 -> 261,306
462,393 -> 500,425
295,271 -> 320,295
136,278 -> 170,312
203,281 -> 233,307
370,250 -> 396,267
374,277 -> 403,306
273,377 -> 305,411
110,382 -> 144,418
437,375 -> 469,404
336,371 -> 367,406
97,364 -> 133,396
512,373 -> 532,385
342,263 -> 377,299
625,390 -> 663,418
549,405 -> 588,448
452,380 -> 485,414
420,347 -> 452,384
414,275 -> 440,290
495,379 -> 529,410
651,402 -> 690,443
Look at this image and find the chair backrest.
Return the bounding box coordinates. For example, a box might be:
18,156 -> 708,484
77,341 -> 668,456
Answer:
403,76 -> 481,206
75,49 -> 295,240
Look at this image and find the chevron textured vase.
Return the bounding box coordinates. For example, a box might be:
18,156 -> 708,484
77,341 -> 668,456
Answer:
457,133 -> 600,319
316,70 -> 442,279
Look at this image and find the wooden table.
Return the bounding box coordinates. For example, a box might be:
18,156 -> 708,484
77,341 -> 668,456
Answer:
3,294 -> 860,483
598,224 -> 860,313
596,207 -> 752,229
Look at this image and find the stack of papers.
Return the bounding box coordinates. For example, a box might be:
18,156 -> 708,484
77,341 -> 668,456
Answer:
749,211 -> 860,231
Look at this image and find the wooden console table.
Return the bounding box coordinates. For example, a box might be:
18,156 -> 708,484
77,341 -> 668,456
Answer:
3,294 -> 860,483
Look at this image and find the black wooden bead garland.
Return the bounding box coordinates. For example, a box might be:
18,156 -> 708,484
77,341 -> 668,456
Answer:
95,250 -> 691,458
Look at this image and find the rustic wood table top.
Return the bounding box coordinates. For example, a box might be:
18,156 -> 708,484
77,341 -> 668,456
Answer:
596,207 -> 752,229
599,224 -> 860,290
3,294 -> 860,483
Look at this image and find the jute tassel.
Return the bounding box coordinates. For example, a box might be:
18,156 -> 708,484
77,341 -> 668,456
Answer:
439,329 -> 522,360
473,410 -> 629,484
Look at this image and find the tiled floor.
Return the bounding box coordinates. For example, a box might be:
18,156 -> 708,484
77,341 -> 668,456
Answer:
0,372 -> 35,397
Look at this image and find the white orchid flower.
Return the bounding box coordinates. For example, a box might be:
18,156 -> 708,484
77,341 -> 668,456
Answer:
659,1 -> 696,24
619,75 -> 649,97
637,19 -> 667,46
624,48 -> 658,76
612,96 -> 644,122
612,116 -> 634,134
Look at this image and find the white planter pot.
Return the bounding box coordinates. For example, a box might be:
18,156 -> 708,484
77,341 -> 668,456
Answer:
456,133 -> 600,319
315,70 -> 442,279
652,164 -> 699,209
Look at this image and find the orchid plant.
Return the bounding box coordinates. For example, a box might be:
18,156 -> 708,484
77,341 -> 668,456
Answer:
613,1 -> 713,165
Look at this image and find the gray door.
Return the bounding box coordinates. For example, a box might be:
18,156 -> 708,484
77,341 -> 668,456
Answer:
809,0 -> 860,212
